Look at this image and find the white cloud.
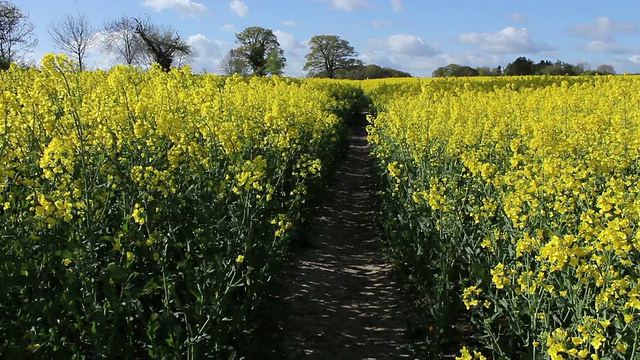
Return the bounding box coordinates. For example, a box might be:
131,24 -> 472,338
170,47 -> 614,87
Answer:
509,13 -> 527,23
390,0 -> 403,12
188,34 -> 221,58
428,52 -> 502,75
324,0 -> 370,11
369,34 -> 440,57
85,31 -> 133,69
317,0 -> 402,12
607,56 -> 640,74
274,30 -> 306,77
274,30 -> 305,51
585,41 -> 627,53
372,19 -> 393,28
90,30 -> 110,50
570,17 -> 636,42
357,50 -> 386,65
220,24 -> 237,33
570,17 -> 636,55
459,27 -> 555,54
359,50 -> 502,78
229,0 -> 249,16
360,34 -> 444,77
85,49 -> 120,70
141,0 -> 207,17
282,21 -> 300,27
186,33 -> 225,73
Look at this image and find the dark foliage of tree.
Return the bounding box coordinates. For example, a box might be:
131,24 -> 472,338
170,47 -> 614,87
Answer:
304,35 -> 361,79
349,64 -> 411,79
314,64 -> 410,79
504,56 -> 534,76
133,17 -> 191,72
432,63 -> 479,77
233,26 -> 285,76
477,66 -> 503,76
435,57 -> 617,78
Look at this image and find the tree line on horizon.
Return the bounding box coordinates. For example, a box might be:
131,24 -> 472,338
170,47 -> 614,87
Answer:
1,0 -> 624,79
433,57 -> 618,77
0,0 -> 409,79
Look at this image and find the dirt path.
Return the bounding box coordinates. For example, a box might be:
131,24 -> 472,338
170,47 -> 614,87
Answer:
266,119 -> 416,359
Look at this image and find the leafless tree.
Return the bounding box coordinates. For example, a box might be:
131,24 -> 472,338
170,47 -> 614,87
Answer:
101,16 -> 146,66
219,48 -> 249,76
48,12 -> 96,70
0,0 -> 38,69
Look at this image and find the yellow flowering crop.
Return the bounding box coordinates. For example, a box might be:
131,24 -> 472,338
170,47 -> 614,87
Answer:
369,75 -> 640,359
0,54 -> 361,358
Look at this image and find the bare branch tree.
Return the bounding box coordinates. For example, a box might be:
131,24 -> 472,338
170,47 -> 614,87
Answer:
48,12 -> 96,70
173,48 -> 193,69
101,16 -> 145,66
219,48 -> 249,76
0,0 -> 38,69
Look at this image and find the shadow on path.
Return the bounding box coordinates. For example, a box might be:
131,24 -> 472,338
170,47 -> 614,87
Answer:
261,117 -> 416,360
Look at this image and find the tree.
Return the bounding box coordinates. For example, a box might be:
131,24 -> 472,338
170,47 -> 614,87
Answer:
219,48 -> 250,76
432,64 -> 479,77
48,12 -> 96,70
264,49 -> 285,76
0,0 -> 37,69
567,62 -> 586,75
535,60 -> 583,76
532,60 -> 552,74
234,26 -> 285,76
595,64 -> 615,75
537,63 -> 564,75
303,35 -> 361,79
360,64 -> 410,79
133,17 -> 191,72
313,63 -> 410,79
574,62 -> 590,74
340,64 -> 410,79
505,57 -> 534,76
101,16 -> 146,66
477,66 -> 504,76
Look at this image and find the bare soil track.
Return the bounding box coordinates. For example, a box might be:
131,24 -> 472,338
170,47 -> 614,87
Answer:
255,118 -> 417,360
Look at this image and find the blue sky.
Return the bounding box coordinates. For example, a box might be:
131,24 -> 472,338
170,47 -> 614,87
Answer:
17,0 -> 640,77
